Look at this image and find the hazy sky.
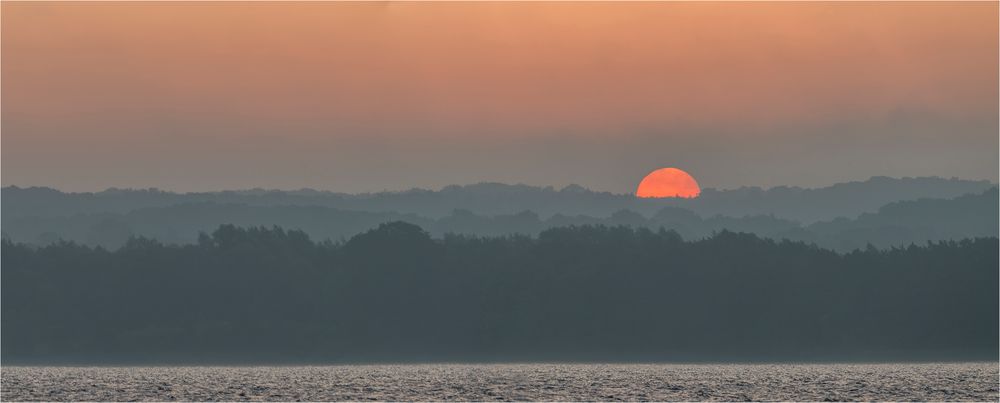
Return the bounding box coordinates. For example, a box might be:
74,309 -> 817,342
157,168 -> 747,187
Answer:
2,2 -> 997,193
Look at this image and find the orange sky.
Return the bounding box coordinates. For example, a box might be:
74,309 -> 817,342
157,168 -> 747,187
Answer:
2,2 -> 997,192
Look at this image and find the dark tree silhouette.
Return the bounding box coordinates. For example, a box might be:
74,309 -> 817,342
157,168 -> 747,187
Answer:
2,223 -> 996,364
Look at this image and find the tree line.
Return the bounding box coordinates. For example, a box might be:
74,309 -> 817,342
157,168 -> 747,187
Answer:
4,176 -> 993,222
4,188 -> 996,252
2,223 -> 996,363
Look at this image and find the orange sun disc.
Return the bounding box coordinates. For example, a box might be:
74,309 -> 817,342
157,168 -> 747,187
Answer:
636,167 -> 701,198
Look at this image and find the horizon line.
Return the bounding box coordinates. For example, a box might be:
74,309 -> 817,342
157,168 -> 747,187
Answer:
2,175 -> 996,197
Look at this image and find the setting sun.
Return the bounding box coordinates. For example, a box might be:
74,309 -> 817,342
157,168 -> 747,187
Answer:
636,167 -> 701,198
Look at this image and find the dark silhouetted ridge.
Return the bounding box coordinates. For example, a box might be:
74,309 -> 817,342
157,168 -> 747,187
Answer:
3,224 -> 996,364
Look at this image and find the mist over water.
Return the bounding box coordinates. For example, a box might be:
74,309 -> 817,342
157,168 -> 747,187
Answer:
3,364 -> 997,402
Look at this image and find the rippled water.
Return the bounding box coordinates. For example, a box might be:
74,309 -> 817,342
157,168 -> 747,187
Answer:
2,363 -> 997,401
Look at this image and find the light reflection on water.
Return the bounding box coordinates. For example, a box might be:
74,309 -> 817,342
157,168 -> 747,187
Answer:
2,363 -> 998,401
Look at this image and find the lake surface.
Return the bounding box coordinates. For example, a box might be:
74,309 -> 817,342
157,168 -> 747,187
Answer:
2,363 -> 997,401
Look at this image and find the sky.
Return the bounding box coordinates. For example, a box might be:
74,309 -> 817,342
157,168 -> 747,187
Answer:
2,2 -> 997,194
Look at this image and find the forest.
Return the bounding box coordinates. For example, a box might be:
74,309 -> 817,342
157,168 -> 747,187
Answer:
3,186 -> 996,252
4,176 -> 992,222
3,223 -> 997,363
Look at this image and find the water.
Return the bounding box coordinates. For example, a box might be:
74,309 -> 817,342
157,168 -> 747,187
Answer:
2,363 -> 997,401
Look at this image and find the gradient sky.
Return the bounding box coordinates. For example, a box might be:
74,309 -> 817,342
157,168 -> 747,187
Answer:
2,2 -> 997,193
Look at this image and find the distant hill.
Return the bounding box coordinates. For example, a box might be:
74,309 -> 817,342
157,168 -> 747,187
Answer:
794,188 -> 999,251
680,176 -> 994,223
4,188 -> 996,252
2,176 -> 993,223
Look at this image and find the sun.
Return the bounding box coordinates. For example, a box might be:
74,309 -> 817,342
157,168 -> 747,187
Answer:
636,167 -> 701,198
